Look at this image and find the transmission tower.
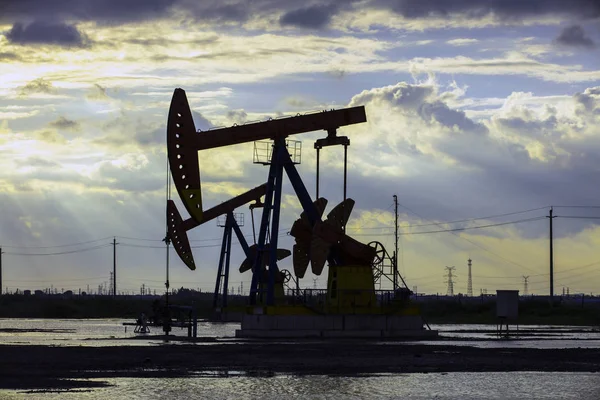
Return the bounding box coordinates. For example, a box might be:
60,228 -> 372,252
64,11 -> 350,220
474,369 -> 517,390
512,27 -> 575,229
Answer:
444,266 -> 456,296
109,271 -> 114,296
522,276 -> 529,296
467,258 -> 473,297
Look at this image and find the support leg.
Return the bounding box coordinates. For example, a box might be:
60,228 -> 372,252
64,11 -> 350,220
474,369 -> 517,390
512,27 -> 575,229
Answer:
267,143 -> 285,305
223,214 -> 233,308
249,151 -> 278,305
213,224 -> 229,309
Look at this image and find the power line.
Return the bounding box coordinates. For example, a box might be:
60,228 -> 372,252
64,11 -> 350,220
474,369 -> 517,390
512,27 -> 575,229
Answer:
346,202 -> 395,232
0,237 -> 113,249
4,244 -> 112,256
554,205 -> 600,209
556,216 -> 600,220
346,206 -> 550,231
395,200 -> 543,275
400,216 -> 546,235
350,216 -> 545,237
5,276 -> 108,283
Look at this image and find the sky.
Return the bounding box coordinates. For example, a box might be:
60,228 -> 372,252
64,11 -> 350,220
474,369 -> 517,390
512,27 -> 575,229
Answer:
0,0 -> 599,296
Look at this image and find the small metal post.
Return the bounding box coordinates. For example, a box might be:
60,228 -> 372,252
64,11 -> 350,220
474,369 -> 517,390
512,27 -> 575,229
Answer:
547,207 -> 556,301
393,195 -> 398,290
113,237 -> 117,297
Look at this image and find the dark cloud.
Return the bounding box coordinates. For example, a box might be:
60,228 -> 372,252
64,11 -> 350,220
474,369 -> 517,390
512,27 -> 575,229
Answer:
127,111 -> 213,147
199,4 -> 248,22
0,51 -> 22,62
13,156 -> 61,169
1,0 -> 594,32
192,110 -> 214,131
18,78 -> 55,96
494,114 -> 561,140
49,116 -> 81,131
349,82 -> 487,135
377,0 -> 600,20
33,130 -> 67,144
225,109 -> 248,125
86,83 -> 110,100
327,68 -> 346,79
280,5 -> 337,29
0,0 -> 178,25
554,25 -> 596,49
574,86 -> 600,115
5,21 -> 89,47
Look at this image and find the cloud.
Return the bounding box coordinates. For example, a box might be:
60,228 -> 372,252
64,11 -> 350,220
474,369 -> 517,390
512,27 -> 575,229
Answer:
48,116 -> 81,131
446,38 -> 479,46
341,81 -> 600,245
18,78 -> 55,96
1,0 -> 597,28
33,130 -> 67,144
0,51 -> 22,62
349,81 -> 487,137
0,0 -> 179,25
191,111 -> 213,131
196,4 -> 249,23
376,0 -> 600,21
225,109 -> 248,125
280,5 -> 338,29
86,83 -> 110,100
5,21 -> 90,47
554,25 -> 596,49
13,156 -> 61,169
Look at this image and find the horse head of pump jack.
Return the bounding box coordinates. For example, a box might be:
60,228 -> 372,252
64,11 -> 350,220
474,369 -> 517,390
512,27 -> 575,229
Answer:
165,87 -> 376,278
166,88 -> 267,270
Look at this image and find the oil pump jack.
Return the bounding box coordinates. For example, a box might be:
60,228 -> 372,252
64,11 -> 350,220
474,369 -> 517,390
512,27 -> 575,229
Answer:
166,88 -> 435,338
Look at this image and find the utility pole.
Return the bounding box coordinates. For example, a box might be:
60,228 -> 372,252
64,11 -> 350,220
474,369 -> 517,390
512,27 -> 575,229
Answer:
547,207 -> 556,300
393,194 -> 399,290
467,258 -> 473,297
112,237 -> 118,297
445,266 -> 456,296
523,276 -> 529,296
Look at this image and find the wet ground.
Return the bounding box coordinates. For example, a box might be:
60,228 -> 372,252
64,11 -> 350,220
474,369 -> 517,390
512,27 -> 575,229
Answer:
0,319 -> 598,394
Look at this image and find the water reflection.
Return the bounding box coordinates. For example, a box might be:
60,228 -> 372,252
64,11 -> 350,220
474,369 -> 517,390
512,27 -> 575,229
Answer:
9,372 -> 600,400
1,319 -> 598,349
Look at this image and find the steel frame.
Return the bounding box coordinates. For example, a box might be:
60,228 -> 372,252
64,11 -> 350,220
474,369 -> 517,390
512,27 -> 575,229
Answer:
249,137 -> 324,305
213,212 -> 251,309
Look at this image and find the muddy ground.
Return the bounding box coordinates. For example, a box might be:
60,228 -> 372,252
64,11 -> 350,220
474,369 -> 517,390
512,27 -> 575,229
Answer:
0,339 -> 599,391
